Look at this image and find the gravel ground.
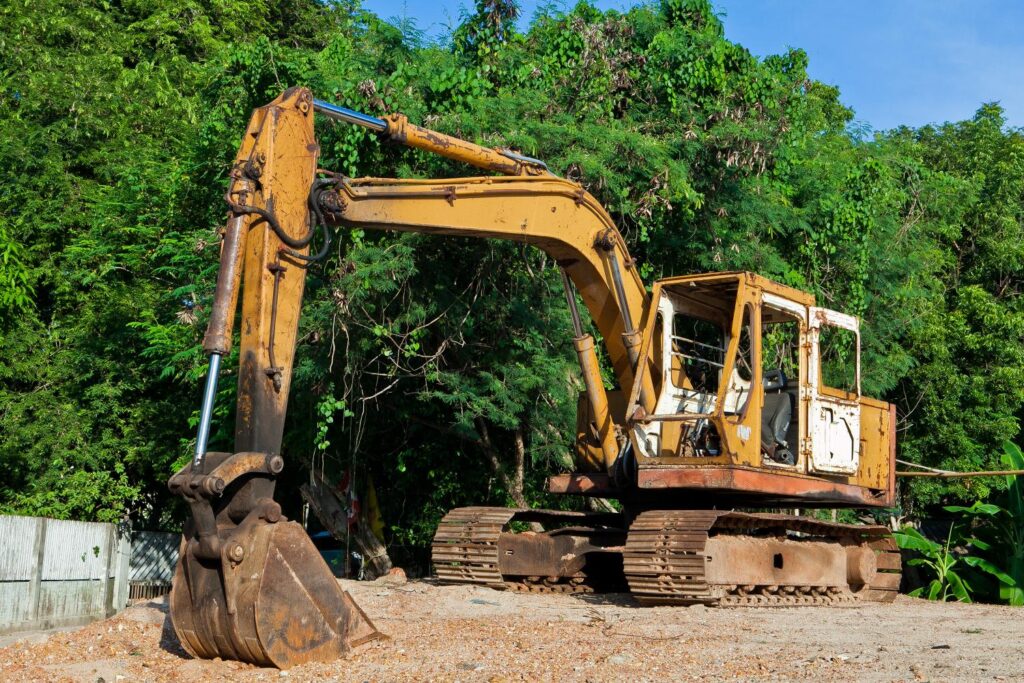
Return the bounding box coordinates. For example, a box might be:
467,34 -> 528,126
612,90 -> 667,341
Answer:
0,578 -> 1020,682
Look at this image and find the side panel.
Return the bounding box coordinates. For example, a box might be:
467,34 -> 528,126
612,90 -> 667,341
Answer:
853,397 -> 892,493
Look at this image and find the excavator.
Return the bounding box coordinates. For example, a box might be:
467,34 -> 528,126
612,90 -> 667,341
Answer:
167,88 -> 901,669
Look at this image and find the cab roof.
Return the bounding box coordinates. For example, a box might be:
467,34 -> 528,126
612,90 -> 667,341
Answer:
653,271 -> 816,308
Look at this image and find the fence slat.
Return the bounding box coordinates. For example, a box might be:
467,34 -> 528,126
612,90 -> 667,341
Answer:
0,516 -> 42,581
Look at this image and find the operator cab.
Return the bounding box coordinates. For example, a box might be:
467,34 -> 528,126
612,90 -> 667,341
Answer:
627,271 -> 863,477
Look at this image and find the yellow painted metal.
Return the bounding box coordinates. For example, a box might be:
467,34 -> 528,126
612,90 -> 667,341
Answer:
383,113 -> 549,177
233,88 -> 318,454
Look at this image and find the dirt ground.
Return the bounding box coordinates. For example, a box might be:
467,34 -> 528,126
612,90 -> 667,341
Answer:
0,578 -> 1020,682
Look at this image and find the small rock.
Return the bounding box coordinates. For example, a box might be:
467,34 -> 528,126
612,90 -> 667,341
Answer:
279,670 -> 290,677
931,644 -> 951,650
457,662 -> 486,672
374,567 -> 408,586
608,654 -> 631,665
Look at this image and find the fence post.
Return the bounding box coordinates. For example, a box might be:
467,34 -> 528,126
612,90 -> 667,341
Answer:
27,518 -> 47,626
102,524 -> 117,618
112,530 -> 131,612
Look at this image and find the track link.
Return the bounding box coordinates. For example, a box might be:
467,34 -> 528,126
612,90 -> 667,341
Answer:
623,510 -> 901,606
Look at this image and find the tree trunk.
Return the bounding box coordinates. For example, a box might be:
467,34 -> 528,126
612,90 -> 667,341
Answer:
474,418 -> 542,530
300,471 -> 393,580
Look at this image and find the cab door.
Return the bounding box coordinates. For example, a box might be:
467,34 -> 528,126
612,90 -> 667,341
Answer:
806,308 -> 861,475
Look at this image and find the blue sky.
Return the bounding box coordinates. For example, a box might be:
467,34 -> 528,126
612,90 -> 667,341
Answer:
360,0 -> 1023,131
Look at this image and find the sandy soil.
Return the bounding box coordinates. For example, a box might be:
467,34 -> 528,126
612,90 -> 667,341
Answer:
0,578 -> 1020,682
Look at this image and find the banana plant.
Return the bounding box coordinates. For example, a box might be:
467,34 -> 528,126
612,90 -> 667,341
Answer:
895,525 -> 974,602
944,442 -> 1024,606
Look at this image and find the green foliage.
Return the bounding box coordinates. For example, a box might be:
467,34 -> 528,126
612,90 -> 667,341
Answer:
0,225 -> 31,315
943,442 -> 1024,605
315,388 -> 352,453
895,525 -> 974,602
2,0 -> 1024,578
897,441 -> 1024,605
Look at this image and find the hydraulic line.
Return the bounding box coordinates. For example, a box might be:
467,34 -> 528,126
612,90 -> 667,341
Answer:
561,268 -> 584,337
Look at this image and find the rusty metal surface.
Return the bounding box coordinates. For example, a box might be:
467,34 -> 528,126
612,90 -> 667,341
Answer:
233,88 -> 317,457
202,204 -> 251,355
547,466 -> 889,508
171,88 -> 367,670
383,113 -> 543,177
623,510 -> 901,607
636,466 -> 890,508
431,508 -> 515,587
703,536 -> 851,588
616,270 -> 896,503
498,533 -> 584,577
547,473 -> 615,496
169,448 -> 381,668
573,334 -> 618,468
431,507 -> 626,592
170,520 -> 379,668
497,531 -> 596,579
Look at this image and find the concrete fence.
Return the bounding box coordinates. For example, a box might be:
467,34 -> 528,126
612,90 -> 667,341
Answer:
0,516 -> 180,636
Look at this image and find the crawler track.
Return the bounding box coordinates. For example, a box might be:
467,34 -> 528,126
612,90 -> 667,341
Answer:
431,507 -> 611,594
623,510 -> 902,606
431,507 -> 514,588
433,507 -> 901,606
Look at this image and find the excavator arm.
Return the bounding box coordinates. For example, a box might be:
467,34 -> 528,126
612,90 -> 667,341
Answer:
168,87 -> 653,668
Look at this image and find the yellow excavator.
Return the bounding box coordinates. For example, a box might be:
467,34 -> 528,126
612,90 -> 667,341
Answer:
168,88 -> 901,668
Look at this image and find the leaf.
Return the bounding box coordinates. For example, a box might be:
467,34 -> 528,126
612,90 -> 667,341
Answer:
1000,585 -> 1024,607
894,526 -> 940,554
945,502 -> 1001,516
946,571 -> 973,603
962,556 -> 1017,586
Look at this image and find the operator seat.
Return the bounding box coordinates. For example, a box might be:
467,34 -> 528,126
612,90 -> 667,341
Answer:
761,369 -> 795,464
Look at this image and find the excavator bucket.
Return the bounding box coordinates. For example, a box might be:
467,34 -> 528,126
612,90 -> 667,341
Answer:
168,455 -> 381,669
170,520 -> 380,668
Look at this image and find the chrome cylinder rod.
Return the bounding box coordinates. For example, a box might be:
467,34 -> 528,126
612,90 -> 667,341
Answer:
606,252 -> 635,332
312,99 -> 387,132
191,353 -> 222,472
560,268 -> 584,338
